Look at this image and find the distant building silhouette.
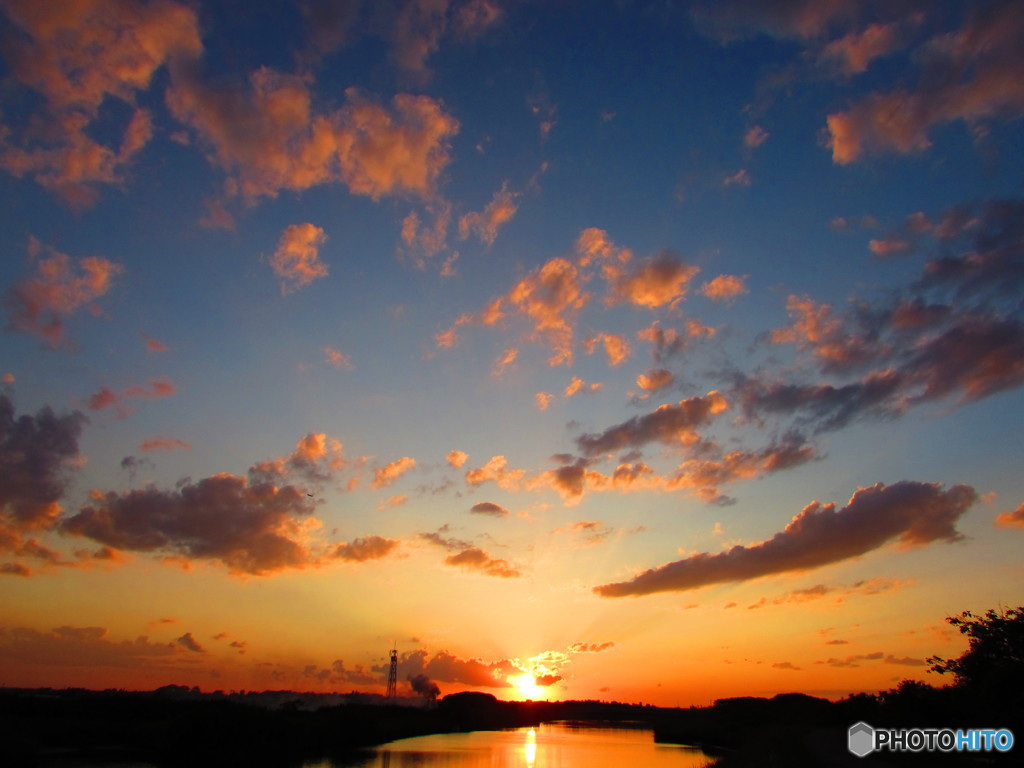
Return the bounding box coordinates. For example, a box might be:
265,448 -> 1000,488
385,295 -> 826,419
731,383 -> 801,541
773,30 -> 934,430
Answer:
386,648 -> 398,698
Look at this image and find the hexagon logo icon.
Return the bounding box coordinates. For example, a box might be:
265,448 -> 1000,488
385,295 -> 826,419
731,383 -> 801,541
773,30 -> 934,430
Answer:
848,721 -> 875,757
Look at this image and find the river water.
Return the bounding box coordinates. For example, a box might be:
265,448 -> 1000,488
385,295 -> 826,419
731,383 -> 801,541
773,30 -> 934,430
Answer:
309,722 -> 716,768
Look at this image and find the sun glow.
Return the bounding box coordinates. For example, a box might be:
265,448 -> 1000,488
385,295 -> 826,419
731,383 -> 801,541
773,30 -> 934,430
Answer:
513,673 -> 544,700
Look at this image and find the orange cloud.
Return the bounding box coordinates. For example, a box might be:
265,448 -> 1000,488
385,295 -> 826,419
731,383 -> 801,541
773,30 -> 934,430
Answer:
334,536 -> 399,562
167,64 -> 459,203
595,481 -> 976,597
6,239 -> 122,346
0,0 -> 201,204
400,203 -> 451,263
459,181 -> 519,246
508,257 -> 587,366
636,368 -> 675,393
584,332 -> 631,367
444,547 -> 520,578
492,347 -> 518,377
701,274 -> 749,302
465,455 -> 525,491
372,457 -> 417,489
446,450 -> 468,468
535,392 -> 554,411
826,2 -> 1024,164
819,21 -> 906,74
604,251 -> 700,309
564,376 -> 601,398
995,503 -> 1024,529
87,378 -> 177,416
139,437 -> 191,452
270,223 -> 329,293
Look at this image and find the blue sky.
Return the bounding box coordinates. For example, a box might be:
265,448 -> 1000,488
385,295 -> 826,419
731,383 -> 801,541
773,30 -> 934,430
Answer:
1,0 -> 1022,704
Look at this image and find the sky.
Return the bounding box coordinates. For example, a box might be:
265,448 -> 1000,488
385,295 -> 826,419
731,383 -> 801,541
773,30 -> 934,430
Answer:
0,0 -> 1022,708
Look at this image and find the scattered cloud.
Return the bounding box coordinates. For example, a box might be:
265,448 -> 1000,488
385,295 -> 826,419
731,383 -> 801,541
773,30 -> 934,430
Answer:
444,546 -> 520,578
701,274 -> 749,302
459,181 -> 519,246
744,125 -> 769,148
372,457 -> 416,489
5,238 -> 122,346
636,368 -> 675,393
270,224 -> 329,294
446,450 -> 468,468
87,378 -> 177,416
565,376 -> 601,398
141,333 -> 169,353
334,536 -> 399,562
535,392 -> 554,411
492,347 -> 519,377
324,347 -> 354,370
139,437 -> 191,453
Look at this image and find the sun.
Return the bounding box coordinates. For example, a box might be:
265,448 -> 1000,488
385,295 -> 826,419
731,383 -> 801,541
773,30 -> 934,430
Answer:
513,673 -> 544,700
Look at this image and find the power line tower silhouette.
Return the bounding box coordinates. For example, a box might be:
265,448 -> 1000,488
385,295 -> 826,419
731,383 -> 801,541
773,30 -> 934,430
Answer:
385,647 -> 398,699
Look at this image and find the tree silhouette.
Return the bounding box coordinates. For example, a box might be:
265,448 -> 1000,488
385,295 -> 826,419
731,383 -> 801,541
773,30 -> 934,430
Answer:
927,606 -> 1024,715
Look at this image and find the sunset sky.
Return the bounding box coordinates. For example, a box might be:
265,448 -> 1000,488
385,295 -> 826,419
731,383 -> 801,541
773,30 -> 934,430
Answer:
1,0 -> 1023,707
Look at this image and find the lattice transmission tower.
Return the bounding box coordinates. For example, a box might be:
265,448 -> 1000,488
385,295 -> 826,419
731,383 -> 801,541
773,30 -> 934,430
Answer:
385,647 -> 398,698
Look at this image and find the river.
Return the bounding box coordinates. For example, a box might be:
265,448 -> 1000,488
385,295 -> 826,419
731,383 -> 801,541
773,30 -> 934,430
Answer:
307,721 -> 717,768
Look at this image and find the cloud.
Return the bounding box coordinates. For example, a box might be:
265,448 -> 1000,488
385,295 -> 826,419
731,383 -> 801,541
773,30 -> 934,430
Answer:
508,257 -> 587,366
701,274 -> 749,302
465,455 -> 524,491
691,0 -> 860,41
535,392 -> 554,411
270,223 -> 329,293
0,0 -> 201,204
492,347 -> 518,377
868,237 -> 913,257
584,333 -> 631,367
140,437 -> 191,452
575,391 -> 727,457
333,536 -> 399,562
819,21 -> 906,74
86,378 -> 177,416
444,547 -> 521,577
636,368 -> 675,393
400,203 -> 451,263
604,250 -> 700,309
470,502 -> 509,517
553,520 -> 612,546
723,169 -> 751,187
63,474 -> 320,575
175,632 -> 204,653
564,376 -> 601,398
747,578 -> 911,609
826,1 -> 1024,164
446,450 -> 468,468
380,648 -> 519,688
0,624 -> 190,673
0,395 -> 85,560
372,457 -> 416,488
324,346 -> 354,370
594,481 -> 976,597
167,65 -> 460,203
250,432 -> 346,484
459,181 -> 519,246
772,661 -> 801,671
142,333 -> 169,353
5,239 -> 122,346
995,503 -> 1024,529
569,642 -> 614,653
744,125 -> 769,147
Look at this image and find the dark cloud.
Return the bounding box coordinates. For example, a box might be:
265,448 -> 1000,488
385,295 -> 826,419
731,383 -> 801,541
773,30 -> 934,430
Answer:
576,391 -> 727,457
0,395 -> 85,561
63,473 -> 317,575
470,501 -> 509,517
594,481 -> 976,598
175,632 -> 204,653
375,649 -> 519,688
535,673 -> 563,686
